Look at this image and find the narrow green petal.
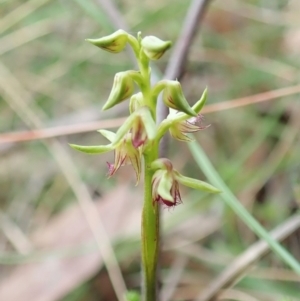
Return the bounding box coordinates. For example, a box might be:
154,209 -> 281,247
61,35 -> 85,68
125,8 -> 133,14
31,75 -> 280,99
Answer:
192,88 -> 207,114
98,129 -> 116,142
69,143 -> 113,154
139,107 -> 156,140
175,172 -> 221,193
113,113 -> 136,146
128,151 -> 142,185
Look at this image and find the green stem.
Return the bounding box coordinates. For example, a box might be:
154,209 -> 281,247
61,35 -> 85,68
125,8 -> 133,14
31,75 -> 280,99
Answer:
142,148 -> 159,301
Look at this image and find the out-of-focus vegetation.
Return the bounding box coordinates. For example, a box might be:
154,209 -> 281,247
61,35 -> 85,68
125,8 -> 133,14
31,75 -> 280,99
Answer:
1,0 -> 300,300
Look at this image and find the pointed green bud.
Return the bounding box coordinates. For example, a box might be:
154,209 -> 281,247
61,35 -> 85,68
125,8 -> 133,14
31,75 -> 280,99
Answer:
69,143 -> 113,154
141,36 -> 172,60
192,88 -> 208,114
138,106 -> 156,141
174,172 -> 221,193
129,92 -> 144,114
102,71 -> 136,111
86,29 -> 128,53
163,81 -> 197,116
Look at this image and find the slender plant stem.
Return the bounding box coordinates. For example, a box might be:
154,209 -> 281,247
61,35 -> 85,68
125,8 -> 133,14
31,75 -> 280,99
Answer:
137,44 -> 160,300
142,147 -> 159,301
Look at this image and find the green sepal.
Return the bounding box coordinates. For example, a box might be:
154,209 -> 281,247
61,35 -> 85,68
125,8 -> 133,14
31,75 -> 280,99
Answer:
156,170 -> 173,202
175,172 -> 221,193
129,92 -> 143,114
102,71 -> 136,111
113,107 -> 156,147
138,107 -> 156,141
86,29 -> 128,53
124,137 -> 142,185
192,88 -> 208,114
151,158 -> 173,171
113,113 -> 137,146
97,129 -> 116,142
141,36 -> 172,60
151,80 -> 167,99
69,143 -> 113,154
169,125 -> 194,142
163,80 -> 196,116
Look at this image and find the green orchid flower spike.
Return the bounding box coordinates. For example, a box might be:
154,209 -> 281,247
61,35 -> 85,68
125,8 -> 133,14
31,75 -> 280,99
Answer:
70,30 -> 220,301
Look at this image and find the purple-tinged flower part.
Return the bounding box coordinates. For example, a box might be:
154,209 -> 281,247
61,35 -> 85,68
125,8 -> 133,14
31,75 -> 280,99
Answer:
170,114 -> 210,142
129,106 -> 156,149
151,159 -> 183,208
131,117 -> 148,148
150,157 -> 220,208
106,133 -> 142,184
151,169 -> 182,208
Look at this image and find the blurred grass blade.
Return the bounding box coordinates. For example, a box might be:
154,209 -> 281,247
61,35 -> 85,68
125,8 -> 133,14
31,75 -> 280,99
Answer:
0,0 -> 49,35
188,140 -> 300,274
73,0 -> 113,31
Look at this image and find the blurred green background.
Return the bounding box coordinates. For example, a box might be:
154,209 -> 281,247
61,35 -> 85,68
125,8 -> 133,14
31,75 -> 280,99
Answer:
1,0 -> 300,300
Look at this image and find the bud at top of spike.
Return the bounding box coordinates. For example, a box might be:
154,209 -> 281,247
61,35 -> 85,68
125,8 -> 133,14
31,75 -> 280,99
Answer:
141,36 -> 172,60
162,81 -> 196,116
86,29 -> 128,53
102,71 -> 135,111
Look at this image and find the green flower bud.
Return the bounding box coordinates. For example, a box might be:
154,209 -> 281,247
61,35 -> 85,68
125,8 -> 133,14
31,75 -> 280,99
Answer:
102,71 -> 136,111
129,92 -> 144,114
163,80 -> 196,116
192,88 -> 208,114
86,29 -> 128,53
141,36 -> 172,60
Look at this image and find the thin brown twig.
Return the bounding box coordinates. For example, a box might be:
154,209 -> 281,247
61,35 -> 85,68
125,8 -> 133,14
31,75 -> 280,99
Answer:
2,83 -> 300,144
195,214 -> 300,301
158,0 -> 213,155
0,61 -> 127,301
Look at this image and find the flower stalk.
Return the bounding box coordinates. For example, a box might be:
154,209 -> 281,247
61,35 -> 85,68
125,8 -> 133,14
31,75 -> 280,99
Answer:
70,30 -> 220,301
